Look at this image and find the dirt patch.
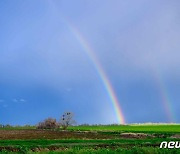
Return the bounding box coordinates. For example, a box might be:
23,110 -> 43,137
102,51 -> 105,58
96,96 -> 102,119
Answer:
170,134 -> 180,139
0,130 -> 118,140
120,133 -> 154,139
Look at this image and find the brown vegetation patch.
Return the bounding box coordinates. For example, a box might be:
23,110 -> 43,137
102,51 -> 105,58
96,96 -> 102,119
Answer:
0,147 -> 19,152
120,133 -> 154,139
0,130 -> 117,140
170,134 -> 180,139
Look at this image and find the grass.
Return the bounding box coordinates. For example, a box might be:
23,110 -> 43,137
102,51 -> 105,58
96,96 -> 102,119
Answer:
0,124 -> 179,153
29,147 -> 179,154
69,124 -> 180,133
0,138 -> 179,146
0,138 -> 179,153
1,124 -> 180,133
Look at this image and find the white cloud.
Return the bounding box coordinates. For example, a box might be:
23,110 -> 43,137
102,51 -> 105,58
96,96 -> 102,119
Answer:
20,99 -> 26,103
12,98 -> 27,103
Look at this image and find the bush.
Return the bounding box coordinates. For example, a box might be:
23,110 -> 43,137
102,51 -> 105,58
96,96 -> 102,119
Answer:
4,124 -> 12,128
37,118 -> 59,129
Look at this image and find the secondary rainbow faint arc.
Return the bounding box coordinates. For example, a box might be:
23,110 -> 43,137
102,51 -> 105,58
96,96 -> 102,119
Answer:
153,69 -> 175,123
67,25 -> 125,124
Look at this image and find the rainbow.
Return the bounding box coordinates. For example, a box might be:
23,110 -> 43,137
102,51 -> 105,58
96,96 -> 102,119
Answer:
153,70 -> 175,123
65,22 -> 126,124
70,27 -> 125,124
47,0 -> 126,124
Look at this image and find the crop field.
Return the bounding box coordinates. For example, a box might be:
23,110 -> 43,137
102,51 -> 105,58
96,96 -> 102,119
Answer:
69,124 -> 180,133
0,124 -> 179,153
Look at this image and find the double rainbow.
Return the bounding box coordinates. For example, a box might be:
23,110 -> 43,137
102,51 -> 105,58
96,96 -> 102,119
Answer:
47,0 -> 176,124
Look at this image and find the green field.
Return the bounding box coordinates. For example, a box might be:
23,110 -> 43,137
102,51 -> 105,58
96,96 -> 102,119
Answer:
0,124 -> 179,153
69,124 -> 180,133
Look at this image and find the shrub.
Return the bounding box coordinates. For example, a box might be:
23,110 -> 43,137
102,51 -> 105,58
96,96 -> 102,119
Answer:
4,124 -> 12,128
37,118 -> 59,129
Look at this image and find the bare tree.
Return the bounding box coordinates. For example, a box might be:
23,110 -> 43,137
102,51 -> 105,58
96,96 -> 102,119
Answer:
60,112 -> 76,130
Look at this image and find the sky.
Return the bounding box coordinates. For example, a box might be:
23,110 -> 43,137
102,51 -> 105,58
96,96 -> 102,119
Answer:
0,0 -> 179,125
